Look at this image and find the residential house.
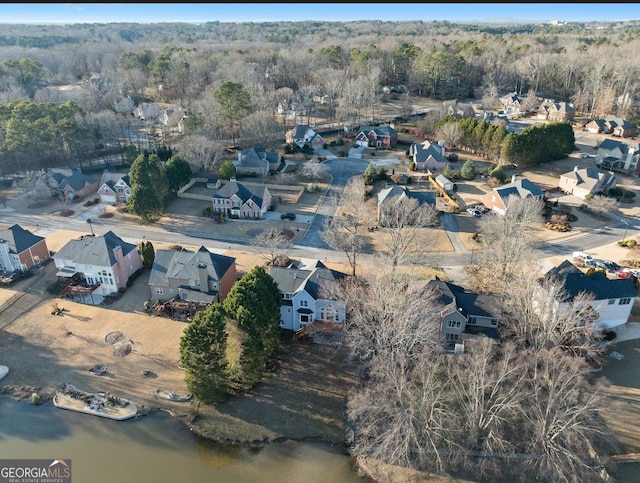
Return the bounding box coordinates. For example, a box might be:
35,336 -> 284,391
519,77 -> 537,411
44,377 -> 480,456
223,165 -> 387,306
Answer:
0,224 -> 50,272
354,124 -> 398,148
269,259 -> 348,331
544,260 -> 637,330
537,101 -> 575,122
47,170 -> 99,200
480,176 -> 545,215
133,102 -> 161,121
377,185 -> 436,223
277,99 -> 308,120
443,100 -> 476,119
161,108 -> 187,133
97,171 -> 131,205
149,246 -> 237,309
285,124 -> 324,151
212,179 -> 272,219
53,230 -> 142,304
499,92 -> 525,111
206,178 -> 221,190
409,140 -> 449,172
558,166 -> 617,200
234,146 -> 281,178
427,278 -> 501,344
596,139 -> 640,173
585,117 -> 638,138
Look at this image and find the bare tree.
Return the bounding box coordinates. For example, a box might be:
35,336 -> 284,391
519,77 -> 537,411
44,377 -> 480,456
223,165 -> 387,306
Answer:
298,161 -> 329,191
436,121 -> 463,149
471,195 -> 544,292
378,195 -> 438,274
174,135 -> 227,175
585,194 -> 619,214
321,177 -> 373,277
251,228 -> 292,266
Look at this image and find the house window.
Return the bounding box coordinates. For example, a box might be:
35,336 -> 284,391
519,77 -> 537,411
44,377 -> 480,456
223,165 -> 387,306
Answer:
284,293 -> 292,299
446,333 -> 460,341
468,317 -> 476,325
300,315 -> 310,324
447,320 -> 461,329
608,299 -> 616,305
619,298 -> 631,305
490,319 -> 498,326
300,300 -> 308,307
155,288 -> 163,295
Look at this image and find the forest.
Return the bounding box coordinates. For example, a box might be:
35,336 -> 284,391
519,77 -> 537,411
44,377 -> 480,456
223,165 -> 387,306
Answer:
0,19 -> 639,176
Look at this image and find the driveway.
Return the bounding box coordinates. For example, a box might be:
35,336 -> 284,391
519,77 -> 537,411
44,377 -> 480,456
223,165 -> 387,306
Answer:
297,157 -> 369,249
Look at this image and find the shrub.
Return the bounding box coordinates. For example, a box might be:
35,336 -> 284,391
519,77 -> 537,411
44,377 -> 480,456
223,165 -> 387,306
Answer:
584,193 -> 593,201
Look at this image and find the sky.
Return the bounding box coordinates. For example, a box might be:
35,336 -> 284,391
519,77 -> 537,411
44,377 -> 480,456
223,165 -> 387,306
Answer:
1,3 -> 639,24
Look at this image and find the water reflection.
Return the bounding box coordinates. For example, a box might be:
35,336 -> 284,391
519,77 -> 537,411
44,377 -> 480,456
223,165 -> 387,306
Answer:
0,398 -> 367,483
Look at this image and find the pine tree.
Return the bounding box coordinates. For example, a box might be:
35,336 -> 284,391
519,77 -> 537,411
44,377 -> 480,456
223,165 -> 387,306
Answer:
179,303 -> 229,404
223,266 -> 282,385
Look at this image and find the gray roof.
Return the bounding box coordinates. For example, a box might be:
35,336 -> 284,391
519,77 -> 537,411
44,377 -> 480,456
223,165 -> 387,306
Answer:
427,278 -> 500,319
412,141 -> 447,164
269,260 -> 347,299
59,171 -> 98,191
149,246 -> 235,288
0,224 -> 44,254
53,230 -> 138,267
212,180 -> 268,207
561,166 -> 616,191
545,260 -> 637,302
357,124 -> 398,138
494,178 -> 544,200
99,172 -> 130,189
377,186 -> 435,207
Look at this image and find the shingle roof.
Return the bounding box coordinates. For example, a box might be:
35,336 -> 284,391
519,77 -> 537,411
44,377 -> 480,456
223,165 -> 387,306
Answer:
494,178 -> 544,200
427,278 -> 500,319
561,166 -> 616,191
59,171 -> 98,191
545,260 -> 637,302
149,246 -> 235,288
53,230 -> 138,267
269,261 -> 347,299
212,181 -> 268,207
0,224 -> 44,254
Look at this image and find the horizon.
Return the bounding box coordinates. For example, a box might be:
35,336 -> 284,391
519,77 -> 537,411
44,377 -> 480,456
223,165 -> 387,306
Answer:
1,3 -> 639,25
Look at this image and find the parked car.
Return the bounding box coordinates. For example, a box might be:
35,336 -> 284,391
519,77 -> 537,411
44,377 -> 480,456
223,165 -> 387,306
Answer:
280,212 -> 296,220
615,269 -> 634,279
572,251 -> 593,261
448,153 -> 459,162
466,207 -> 482,217
602,261 -> 621,273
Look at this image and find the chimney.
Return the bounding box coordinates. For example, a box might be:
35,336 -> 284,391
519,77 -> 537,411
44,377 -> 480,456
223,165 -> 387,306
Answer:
511,174 -> 517,183
237,151 -> 241,162
574,166 -> 579,172
198,263 -> 208,293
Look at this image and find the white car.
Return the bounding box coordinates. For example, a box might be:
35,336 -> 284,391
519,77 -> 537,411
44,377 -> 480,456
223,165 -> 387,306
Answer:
572,251 -> 593,261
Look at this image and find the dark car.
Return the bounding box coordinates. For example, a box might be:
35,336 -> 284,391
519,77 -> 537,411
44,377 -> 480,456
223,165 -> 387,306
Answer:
448,153 -> 459,162
280,213 -> 296,220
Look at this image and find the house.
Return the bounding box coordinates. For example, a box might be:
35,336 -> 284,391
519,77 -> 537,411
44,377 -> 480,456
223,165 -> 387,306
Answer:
277,99 -> 307,120
377,185 -> 436,223
285,124 -> 324,151
161,108 -> 187,132
234,146 -> 281,178
354,124 -> 398,148
53,230 -> 142,304
206,178 -> 221,190
409,140 -> 449,171
149,246 -> 237,310
585,117 -> 638,138
133,102 -> 161,121
537,101 -> 575,122
269,259 -> 348,332
427,278 -> 501,344
97,171 -> 131,205
499,92 -> 525,111
558,166 -> 617,200
443,100 -> 476,119
544,260 -> 637,330
212,179 -> 272,219
480,176 -> 545,215
0,224 -> 50,272
596,139 -> 640,173
47,170 -> 99,200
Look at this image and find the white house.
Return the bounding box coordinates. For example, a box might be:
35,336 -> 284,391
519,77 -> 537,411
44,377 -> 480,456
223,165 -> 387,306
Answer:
545,260 -> 637,330
268,260 -> 348,331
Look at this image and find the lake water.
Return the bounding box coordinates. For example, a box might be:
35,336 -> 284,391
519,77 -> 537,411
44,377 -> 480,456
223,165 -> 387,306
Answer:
0,397 -> 368,483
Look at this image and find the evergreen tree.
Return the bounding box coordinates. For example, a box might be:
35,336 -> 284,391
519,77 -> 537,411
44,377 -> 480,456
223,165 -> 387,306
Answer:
460,159 -> 476,180
179,303 -> 229,404
223,266 -> 282,385
138,240 -> 155,269
363,163 -> 377,185
219,160 -> 236,180
128,153 -> 169,220
164,155 -> 193,193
